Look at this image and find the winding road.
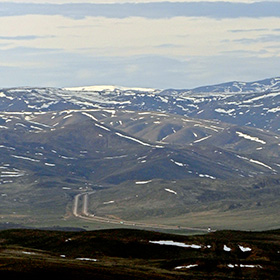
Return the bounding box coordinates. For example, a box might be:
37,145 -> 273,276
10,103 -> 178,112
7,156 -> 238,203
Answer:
73,192 -> 212,232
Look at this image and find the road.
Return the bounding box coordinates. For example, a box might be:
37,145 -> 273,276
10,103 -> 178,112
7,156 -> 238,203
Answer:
73,192 -> 212,232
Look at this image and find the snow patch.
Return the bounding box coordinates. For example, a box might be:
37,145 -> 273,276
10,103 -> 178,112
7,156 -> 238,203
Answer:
164,188 -> 177,195
199,174 -> 216,180
45,163 -> 56,167
175,264 -> 198,270
63,114 -> 73,119
116,132 -> 163,148
238,245 -> 252,252
22,251 -> 37,255
236,155 -> 275,171
223,245 -> 231,252
249,159 -> 275,171
149,240 -> 202,249
193,135 -> 212,143
0,171 -> 24,178
104,155 -> 127,160
103,200 -> 115,205
64,85 -> 155,92
228,264 -> 262,269
11,155 -> 40,162
236,131 -> 266,144
135,180 -> 152,184
0,92 -> 14,100
170,159 -> 187,167
215,108 -> 235,115
95,123 -> 111,131
267,106 -> 280,113
76,258 -> 97,262
81,112 -> 98,122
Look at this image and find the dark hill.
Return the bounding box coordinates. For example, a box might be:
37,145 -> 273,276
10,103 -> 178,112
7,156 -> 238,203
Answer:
0,228 -> 279,279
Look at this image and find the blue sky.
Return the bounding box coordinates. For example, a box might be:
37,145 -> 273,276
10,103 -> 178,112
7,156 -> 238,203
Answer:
1,0 -> 280,89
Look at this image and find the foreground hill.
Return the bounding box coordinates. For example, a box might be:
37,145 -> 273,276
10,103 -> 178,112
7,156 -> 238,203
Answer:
0,228 -> 279,279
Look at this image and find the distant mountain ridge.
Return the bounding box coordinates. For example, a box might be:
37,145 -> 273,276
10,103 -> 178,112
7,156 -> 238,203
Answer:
165,77 -> 280,95
1,76 -> 280,132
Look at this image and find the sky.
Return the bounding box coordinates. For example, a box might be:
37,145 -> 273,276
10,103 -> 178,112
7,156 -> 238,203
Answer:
0,0 -> 280,89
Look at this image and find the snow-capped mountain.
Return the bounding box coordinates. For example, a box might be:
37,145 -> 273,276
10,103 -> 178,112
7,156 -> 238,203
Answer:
0,77 -> 280,132
165,77 -> 280,95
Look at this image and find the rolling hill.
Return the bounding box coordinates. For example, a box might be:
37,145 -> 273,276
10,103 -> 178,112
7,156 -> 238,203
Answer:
0,228 -> 279,279
0,77 -> 279,230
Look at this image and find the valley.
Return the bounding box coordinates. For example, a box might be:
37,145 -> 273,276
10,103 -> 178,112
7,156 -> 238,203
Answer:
72,191 -> 210,233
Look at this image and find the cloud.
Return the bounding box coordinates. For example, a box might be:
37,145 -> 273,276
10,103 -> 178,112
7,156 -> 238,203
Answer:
1,2 -> 280,20
233,34 -> 280,44
229,28 -> 269,33
0,47 -> 191,88
0,35 -> 53,40
156,43 -> 182,49
0,46 -> 279,89
0,0 -> 278,3
1,1 -> 280,89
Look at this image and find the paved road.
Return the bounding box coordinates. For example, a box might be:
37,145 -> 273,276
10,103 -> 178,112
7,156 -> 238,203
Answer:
73,192 -> 212,232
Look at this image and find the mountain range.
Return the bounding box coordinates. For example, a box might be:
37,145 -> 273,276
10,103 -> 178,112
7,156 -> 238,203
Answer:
0,76 -> 280,231
1,76 -> 280,132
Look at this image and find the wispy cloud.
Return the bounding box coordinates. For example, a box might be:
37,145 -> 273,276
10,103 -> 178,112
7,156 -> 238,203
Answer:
1,1 -> 280,88
0,46 -> 278,89
229,28 -> 270,33
1,2 -> 280,19
232,34 -> 280,44
0,35 -> 54,40
155,43 -> 183,49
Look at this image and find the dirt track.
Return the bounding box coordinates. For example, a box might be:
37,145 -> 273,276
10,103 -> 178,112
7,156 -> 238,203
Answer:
73,192 -> 211,232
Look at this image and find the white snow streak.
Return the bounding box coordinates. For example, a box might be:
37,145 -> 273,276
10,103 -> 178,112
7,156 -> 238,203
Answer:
236,131 -> 266,144
228,264 -> 262,269
149,240 -> 202,249
223,245 -> 232,252
175,264 -> 198,270
95,123 -> 111,131
236,155 -> 275,171
135,180 -> 152,184
249,159 -> 275,171
116,132 -> 163,148
164,188 -> 177,195
81,112 -> 99,122
45,163 -> 56,167
170,159 -> 187,167
238,245 -> 252,252
11,155 -> 40,162
193,135 -> 212,143
103,201 -> 115,205
76,258 -> 97,262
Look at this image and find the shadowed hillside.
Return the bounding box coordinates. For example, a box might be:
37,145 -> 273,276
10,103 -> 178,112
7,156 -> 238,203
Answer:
0,228 -> 279,279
